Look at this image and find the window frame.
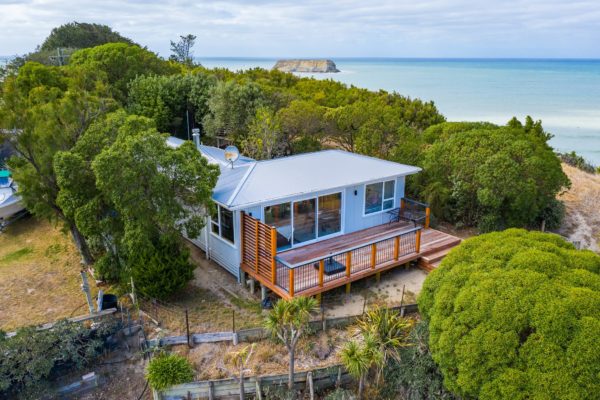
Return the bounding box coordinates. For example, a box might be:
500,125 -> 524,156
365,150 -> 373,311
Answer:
210,204 -> 236,247
363,179 -> 396,216
262,190 -> 344,251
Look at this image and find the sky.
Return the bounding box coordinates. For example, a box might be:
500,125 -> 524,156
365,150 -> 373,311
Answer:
1,0 -> 600,58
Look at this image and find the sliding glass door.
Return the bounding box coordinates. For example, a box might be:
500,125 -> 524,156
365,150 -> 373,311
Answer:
265,192 -> 342,250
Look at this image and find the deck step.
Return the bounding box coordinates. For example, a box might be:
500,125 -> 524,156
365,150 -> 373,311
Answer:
422,247 -> 454,263
419,238 -> 461,257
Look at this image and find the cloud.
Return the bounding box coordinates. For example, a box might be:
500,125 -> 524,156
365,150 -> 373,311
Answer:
0,0 -> 599,57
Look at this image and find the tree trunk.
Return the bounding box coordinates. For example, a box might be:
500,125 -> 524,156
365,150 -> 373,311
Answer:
288,346 -> 295,391
69,223 -> 93,265
358,374 -> 364,400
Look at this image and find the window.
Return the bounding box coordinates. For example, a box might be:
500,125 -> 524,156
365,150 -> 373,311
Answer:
211,205 -> 234,244
364,180 -> 395,215
293,199 -> 316,245
265,202 -> 292,251
264,192 -> 342,250
318,193 -> 341,237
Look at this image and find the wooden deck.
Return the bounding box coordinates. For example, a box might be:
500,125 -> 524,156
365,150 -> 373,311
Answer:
240,213 -> 461,299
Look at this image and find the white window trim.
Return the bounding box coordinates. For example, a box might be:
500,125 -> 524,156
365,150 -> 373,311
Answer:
363,179 -> 396,217
262,190 -> 345,251
210,204 -> 236,248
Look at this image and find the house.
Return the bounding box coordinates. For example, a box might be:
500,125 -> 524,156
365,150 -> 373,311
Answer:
167,136 -> 461,300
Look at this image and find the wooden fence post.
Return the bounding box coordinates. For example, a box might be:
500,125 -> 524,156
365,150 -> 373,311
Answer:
185,308 -> 192,348
416,230 -> 421,253
425,207 -> 431,229
345,251 -> 352,294
307,371 -> 314,400
319,260 -> 324,288
255,378 -> 263,400
394,236 -> 400,260
208,380 -> 215,400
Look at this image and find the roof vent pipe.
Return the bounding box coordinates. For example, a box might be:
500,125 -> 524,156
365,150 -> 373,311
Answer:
192,128 -> 201,149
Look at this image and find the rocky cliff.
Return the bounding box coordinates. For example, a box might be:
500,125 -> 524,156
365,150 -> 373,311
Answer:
273,59 -> 339,73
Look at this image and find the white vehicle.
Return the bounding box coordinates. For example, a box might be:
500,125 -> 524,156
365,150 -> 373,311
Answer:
0,170 -> 25,222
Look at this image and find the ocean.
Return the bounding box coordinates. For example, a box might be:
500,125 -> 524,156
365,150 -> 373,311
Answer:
198,58 -> 600,166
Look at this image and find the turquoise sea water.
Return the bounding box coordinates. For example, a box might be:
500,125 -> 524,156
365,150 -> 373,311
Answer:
199,58 -> 600,166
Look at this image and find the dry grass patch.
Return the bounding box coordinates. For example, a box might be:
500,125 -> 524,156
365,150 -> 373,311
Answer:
0,217 -> 102,331
184,328 -> 350,381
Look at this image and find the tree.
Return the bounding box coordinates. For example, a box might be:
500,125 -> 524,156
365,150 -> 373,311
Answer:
55,111 -> 220,294
277,100 -> 326,155
40,21 -> 135,52
340,335 -> 381,399
127,72 -> 216,137
242,106 -> 284,160
69,43 -> 177,103
355,307 -> 413,384
421,119 -> 570,231
264,297 -> 318,391
202,80 -> 266,145
418,229 -> 600,399
0,62 -> 115,265
170,34 -> 197,67
225,344 -> 255,400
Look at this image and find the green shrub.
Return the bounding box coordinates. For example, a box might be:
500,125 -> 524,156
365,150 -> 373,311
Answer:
418,229 -> 600,399
0,320 -> 120,399
422,118 -> 570,231
146,353 -> 195,391
558,151 -> 597,174
380,321 -> 456,400
130,234 -> 194,300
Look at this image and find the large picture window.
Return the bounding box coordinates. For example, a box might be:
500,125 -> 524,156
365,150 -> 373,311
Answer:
364,180 -> 395,215
211,205 -> 234,244
264,192 -> 342,250
265,202 -> 292,251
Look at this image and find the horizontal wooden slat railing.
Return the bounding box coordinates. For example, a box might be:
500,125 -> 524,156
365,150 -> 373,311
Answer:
274,226 -> 422,297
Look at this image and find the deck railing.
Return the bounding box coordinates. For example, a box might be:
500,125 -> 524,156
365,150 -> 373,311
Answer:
399,198 -> 431,228
274,226 -> 421,296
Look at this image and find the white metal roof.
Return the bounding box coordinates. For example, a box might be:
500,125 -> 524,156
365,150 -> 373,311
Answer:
166,137 -> 421,210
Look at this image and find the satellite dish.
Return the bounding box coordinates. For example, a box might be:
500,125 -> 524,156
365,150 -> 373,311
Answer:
224,145 -> 240,167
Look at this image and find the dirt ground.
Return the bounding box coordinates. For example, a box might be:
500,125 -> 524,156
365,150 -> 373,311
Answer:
558,164 -> 600,252
321,266 -> 426,318
0,216 -> 102,331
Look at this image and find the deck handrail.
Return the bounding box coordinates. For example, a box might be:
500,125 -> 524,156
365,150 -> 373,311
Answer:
402,197 -> 429,208
275,226 -> 422,269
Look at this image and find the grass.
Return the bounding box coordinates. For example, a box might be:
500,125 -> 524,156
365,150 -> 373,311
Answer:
0,216 -> 102,331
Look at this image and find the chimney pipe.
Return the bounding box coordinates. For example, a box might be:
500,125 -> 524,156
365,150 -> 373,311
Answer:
192,128 -> 201,149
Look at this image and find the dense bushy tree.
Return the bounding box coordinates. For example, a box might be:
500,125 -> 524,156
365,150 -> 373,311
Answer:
419,229 -> 600,400
202,80 -> 266,143
69,43 -> 177,103
40,21 -> 135,52
277,100 -> 326,154
242,106 -> 284,160
127,72 -> 216,137
0,62 -> 115,264
422,119 -> 570,231
55,111 -> 219,295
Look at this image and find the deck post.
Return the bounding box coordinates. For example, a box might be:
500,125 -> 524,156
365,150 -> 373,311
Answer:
289,268 -> 295,297
260,284 -> 267,301
254,219 -> 259,274
393,236 -> 400,261
271,227 -> 277,285
401,198 -> 405,210
416,229 -> 422,253
425,207 -> 431,229
376,272 -> 381,282
319,260 -> 324,288
346,283 -> 351,294
345,252 -> 352,294
371,243 -> 377,268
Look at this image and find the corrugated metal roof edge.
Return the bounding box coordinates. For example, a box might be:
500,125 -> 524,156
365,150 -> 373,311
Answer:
224,170 -> 421,211
222,149 -> 421,209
